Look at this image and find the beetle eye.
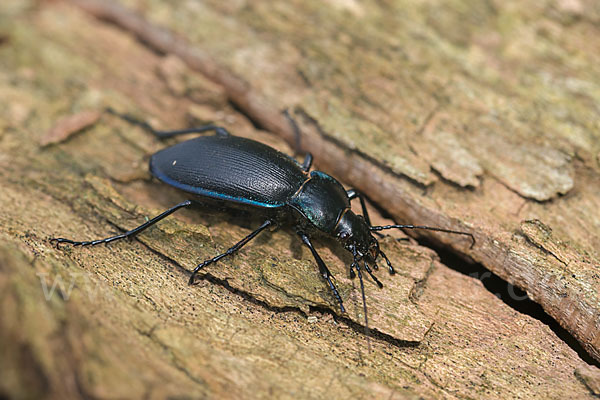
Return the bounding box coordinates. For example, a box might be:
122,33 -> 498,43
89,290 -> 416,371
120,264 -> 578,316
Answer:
339,231 -> 350,240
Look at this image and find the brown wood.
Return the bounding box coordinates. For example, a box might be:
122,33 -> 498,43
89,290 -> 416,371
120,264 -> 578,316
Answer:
70,0 -> 600,363
0,0 -> 599,398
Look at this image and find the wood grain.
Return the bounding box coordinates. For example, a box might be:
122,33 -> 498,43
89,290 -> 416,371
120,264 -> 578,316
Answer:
0,0 -> 598,398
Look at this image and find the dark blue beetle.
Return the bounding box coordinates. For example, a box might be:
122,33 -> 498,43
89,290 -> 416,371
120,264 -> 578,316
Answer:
52,110 -> 474,318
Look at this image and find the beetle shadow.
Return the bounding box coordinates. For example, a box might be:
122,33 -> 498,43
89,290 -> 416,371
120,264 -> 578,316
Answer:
155,198 -> 420,349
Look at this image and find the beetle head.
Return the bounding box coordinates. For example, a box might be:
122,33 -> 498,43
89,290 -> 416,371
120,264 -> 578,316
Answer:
335,210 -> 379,261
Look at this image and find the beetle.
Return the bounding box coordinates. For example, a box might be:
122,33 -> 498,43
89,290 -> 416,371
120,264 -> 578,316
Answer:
51,109 -> 474,325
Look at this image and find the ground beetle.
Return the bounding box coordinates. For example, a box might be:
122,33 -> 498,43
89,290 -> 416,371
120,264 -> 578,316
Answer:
51,110 -> 474,326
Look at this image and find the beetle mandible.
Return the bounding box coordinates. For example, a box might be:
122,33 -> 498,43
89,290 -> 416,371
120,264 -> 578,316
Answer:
51,109 -> 474,323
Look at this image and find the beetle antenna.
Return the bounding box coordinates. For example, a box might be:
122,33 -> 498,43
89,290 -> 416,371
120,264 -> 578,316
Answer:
370,224 -> 475,249
349,248 -> 371,351
355,255 -> 371,352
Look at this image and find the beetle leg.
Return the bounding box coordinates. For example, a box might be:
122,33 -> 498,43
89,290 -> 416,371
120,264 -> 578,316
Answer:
378,250 -> 396,275
50,200 -> 193,248
362,261 -> 383,288
105,107 -> 231,139
346,189 -> 372,225
348,252 -> 382,287
300,153 -> 313,172
282,109 -> 312,171
189,220 -> 273,284
282,109 -> 302,152
298,232 -> 346,313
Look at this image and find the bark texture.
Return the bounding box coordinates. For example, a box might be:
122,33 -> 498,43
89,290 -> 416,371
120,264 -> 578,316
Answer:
1,0 -> 599,398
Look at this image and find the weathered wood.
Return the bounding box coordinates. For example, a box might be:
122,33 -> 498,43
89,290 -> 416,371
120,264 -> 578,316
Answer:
0,0 -> 599,398
69,0 -> 600,362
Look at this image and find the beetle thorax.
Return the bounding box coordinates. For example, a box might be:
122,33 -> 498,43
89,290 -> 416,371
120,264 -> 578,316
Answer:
288,171 -> 350,233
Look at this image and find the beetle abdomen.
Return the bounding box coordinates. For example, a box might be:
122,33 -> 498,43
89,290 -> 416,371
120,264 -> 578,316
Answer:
150,135 -> 307,207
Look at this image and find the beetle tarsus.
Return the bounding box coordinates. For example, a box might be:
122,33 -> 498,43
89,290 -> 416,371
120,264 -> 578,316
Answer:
106,107 -> 232,139
50,237 -> 108,247
50,200 -> 193,251
378,250 -> 395,275
363,261 -> 383,288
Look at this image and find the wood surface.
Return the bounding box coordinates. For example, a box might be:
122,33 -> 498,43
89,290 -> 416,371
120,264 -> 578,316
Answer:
1,0 -> 599,398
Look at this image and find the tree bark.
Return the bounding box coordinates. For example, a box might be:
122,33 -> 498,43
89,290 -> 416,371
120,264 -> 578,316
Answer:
1,0 -> 599,398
